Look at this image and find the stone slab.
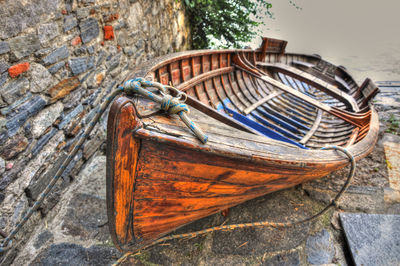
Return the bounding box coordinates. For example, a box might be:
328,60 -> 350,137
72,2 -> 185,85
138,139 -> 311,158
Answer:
383,133 -> 400,192
340,213 -> 400,266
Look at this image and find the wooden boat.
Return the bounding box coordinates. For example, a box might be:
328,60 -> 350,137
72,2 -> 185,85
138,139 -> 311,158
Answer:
106,37 -> 379,251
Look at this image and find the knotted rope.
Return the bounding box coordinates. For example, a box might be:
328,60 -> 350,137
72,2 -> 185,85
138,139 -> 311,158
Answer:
0,78 -> 207,254
113,146 -> 355,265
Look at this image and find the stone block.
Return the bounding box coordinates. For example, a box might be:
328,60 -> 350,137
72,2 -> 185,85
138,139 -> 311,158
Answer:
30,63 -> 54,93
79,18 -> 99,44
306,229 -> 335,265
1,93 -> 33,116
63,15 -> 78,32
57,104 -> 84,129
47,77 -> 80,103
37,23 -> 59,45
8,34 -> 40,60
0,59 -> 10,74
0,134 -> 28,160
0,41 -> 10,55
8,62 -> 30,78
0,0 -> 60,39
74,47 -> 86,56
340,213 -> 400,266
0,72 -> 7,90
48,62 -> 65,74
69,57 -> 88,75
0,157 -> 4,175
0,77 -> 29,104
106,53 -> 121,72
76,7 -> 90,19
31,128 -> 58,156
42,45 -> 69,66
5,96 -> 46,136
262,251 -> 300,266
31,102 -> 63,138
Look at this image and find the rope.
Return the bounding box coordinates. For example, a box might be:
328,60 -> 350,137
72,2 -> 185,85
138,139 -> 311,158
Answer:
113,146 -> 355,265
0,79 -> 206,254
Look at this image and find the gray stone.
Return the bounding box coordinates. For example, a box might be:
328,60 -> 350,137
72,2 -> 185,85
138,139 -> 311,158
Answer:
34,47 -> 52,58
37,23 -> 59,45
0,156 -> 5,175
33,230 -> 53,249
87,56 -> 95,70
0,77 -> 29,105
48,61 -> 65,74
30,63 -> 54,93
63,15 -> 78,32
76,7 -> 90,19
31,128 -> 57,156
69,57 -> 88,75
0,134 -> 29,159
0,92 -> 32,116
87,45 -> 95,54
8,34 -> 41,60
5,96 -> 46,136
79,18 -> 99,44
0,0 -> 61,39
0,72 -> 8,89
0,59 -> 10,74
30,243 -> 120,266
306,229 -> 335,265
262,251 -> 300,266
96,50 -> 106,66
340,213 -> 400,266
57,104 -> 84,129
74,47 -> 86,56
42,45 -> 69,66
31,102 -> 63,138
0,41 -> 10,54
106,53 -> 121,72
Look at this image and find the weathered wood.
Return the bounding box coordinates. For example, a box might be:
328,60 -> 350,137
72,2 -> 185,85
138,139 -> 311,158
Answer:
107,37 -> 380,252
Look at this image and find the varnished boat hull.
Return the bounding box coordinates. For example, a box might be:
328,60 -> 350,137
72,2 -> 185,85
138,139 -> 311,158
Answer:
106,37 -> 380,251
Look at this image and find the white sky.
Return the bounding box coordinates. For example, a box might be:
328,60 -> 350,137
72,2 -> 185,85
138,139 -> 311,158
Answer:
250,0 -> 400,82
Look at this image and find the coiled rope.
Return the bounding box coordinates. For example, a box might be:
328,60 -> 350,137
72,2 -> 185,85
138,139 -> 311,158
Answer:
113,146 -> 355,265
0,78 -> 207,254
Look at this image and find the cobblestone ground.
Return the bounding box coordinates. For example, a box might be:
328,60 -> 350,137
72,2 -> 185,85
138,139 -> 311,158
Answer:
3,85 -> 400,265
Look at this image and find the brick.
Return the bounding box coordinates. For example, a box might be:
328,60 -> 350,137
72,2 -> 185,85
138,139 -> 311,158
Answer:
79,18 -> 99,44
0,77 -> 29,104
0,41 -> 10,54
0,134 -> 29,159
5,96 -> 46,136
47,77 -> 81,103
71,36 -> 82,46
42,45 -> 69,66
64,15 -> 78,32
8,62 -> 30,78
8,34 -> 40,59
103,25 -> 114,40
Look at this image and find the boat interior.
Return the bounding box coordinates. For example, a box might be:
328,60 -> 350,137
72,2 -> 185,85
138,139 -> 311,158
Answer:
131,37 -> 379,151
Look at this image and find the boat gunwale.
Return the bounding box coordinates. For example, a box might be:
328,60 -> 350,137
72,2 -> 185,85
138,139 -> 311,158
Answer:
121,48 -> 379,166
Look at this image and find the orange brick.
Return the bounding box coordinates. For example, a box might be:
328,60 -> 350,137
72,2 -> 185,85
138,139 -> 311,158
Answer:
71,36 -> 82,46
8,62 -> 30,78
104,25 -> 114,40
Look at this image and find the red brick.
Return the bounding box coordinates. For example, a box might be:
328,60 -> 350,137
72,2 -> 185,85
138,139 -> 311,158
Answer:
8,62 -> 30,78
71,36 -> 82,46
104,25 -> 114,40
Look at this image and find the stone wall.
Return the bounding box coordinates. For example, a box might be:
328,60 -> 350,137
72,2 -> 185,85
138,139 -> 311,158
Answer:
0,0 -> 190,264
